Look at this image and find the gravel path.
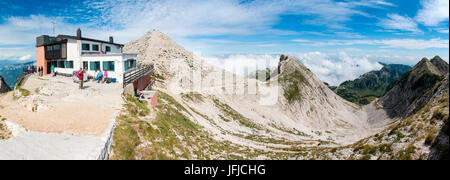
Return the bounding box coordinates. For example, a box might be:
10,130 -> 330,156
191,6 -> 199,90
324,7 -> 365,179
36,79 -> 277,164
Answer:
0,120 -> 115,160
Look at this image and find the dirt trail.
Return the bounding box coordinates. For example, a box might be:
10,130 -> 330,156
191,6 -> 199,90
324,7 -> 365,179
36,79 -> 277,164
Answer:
0,75 -> 123,136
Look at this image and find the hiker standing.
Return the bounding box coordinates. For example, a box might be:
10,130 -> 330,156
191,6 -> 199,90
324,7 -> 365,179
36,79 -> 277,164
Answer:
51,64 -> 55,76
78,68 -> 84,89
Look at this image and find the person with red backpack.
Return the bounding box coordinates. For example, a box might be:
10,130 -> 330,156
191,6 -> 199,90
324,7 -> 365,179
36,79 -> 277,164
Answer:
78,68 -> 84,89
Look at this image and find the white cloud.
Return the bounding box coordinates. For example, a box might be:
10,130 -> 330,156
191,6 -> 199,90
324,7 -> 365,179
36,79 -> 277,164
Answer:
292,38 -> 449,49
19,54 -> 32,61
0,46 -> 35,61
435,28 -> 449,34
202,54 -> 280,77
79,0 -> 393,41
202,52 -> 448,86
0,15 -> 88,46
378,38 -> 449,49
415,0 -> 449,26
296,52 -> 383,86
379,14 -> 422,32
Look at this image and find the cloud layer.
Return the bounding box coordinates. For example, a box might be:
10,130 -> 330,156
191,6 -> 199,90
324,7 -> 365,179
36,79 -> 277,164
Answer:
201,52 -> 410,86
296,52 -> 383,86
415,0 -> 449,26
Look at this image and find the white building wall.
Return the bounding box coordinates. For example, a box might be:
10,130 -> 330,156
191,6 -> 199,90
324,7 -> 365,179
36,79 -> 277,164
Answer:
52,37 -> 135,84
78,54 -> 136,83
80,40 -> 122,54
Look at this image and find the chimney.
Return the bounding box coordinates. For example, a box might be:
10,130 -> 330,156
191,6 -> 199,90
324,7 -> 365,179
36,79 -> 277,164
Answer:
109,36 -> 114,43
76,28 -> 82,39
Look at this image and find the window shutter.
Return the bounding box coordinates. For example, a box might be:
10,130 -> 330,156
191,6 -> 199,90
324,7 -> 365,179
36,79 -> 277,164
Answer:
110,62 -> 115,71
103,61 -> 108,71
90,62 -> 95,70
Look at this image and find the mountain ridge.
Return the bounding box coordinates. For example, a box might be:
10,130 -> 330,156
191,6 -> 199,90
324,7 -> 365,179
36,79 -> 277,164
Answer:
110,30 -> 448,160
381,56 -> 448,118
333,63 -> 411,105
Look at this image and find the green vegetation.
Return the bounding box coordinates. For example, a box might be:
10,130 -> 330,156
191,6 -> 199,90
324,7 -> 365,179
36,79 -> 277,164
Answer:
0,116 -> 11,140
279,69 -> 310,103
253,68 -> 272,81
398,144 -> 415,160
181,93 -> 204,103
111,118 -> 140,159
14,78 -> 30,97
334,64 -> 410,105
213,98 -> 262,130
124,94 -> 150,117
150,71 -> 165,81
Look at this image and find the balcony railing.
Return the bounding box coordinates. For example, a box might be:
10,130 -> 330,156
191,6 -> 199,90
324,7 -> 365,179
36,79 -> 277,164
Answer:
123,65 -> 154,88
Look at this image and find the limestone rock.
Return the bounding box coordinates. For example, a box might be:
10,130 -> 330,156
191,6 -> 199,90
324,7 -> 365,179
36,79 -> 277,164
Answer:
123,84 -> 135,97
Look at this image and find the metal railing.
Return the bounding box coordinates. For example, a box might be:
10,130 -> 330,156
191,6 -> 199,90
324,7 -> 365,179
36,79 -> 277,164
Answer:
123,65 -> 154,88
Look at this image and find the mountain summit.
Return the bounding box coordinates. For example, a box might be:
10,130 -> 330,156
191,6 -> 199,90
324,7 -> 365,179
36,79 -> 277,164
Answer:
381,56 -> 448,118
123,30 -> 196,77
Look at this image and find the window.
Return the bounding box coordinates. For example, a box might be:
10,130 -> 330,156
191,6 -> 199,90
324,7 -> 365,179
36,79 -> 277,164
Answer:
53,44 -> 61,50
46,45 -> 53,51
92,44 -> 99,51
57,61 -> 65,68
103,61 -> 115,71
82,43 -> 90,51
124,59 -> 136,71
90,61 -> 100,71
65,61 -> 74,68
105,46 -> 111,52
83,61 -> 89,70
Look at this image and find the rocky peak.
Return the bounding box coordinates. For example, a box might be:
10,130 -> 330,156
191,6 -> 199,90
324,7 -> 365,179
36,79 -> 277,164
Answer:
380,57 -> 447,118
123,30 -> 196,77
430,56 -> 449,74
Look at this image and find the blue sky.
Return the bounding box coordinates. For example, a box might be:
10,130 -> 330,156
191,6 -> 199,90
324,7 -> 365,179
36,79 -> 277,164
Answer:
0,0 -> 448,84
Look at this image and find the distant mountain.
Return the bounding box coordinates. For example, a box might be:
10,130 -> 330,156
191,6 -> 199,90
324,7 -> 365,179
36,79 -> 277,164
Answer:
0,60 -> 35,89
0,60 -> 22,67
333,63 -> 411,105
349,56 -> 449,160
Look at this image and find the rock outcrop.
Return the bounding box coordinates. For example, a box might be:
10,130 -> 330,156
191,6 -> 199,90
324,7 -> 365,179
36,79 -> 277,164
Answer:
273,55 -> 373,139
430,56 -> 449,75
0,76 -> 11,94
380,57 -> 448,118
123,30 -> 197,78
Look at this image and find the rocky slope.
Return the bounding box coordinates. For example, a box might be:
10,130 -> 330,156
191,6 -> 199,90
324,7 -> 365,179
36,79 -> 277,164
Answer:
380,57 -> 448,118
123,30 -> 197,78
289,58 -> 448,160
333,63 -> 411,105
112,30 -> 393,160
0,76 -> 11,94
112,30 -> 448,160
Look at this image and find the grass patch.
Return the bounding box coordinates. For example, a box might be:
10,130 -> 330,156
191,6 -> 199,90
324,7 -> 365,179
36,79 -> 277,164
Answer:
181,93 -> 204,103
110,121 -> 140,160
213,98 -> 262,130
279,69 -> 310,103
124,94 -> 150,117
